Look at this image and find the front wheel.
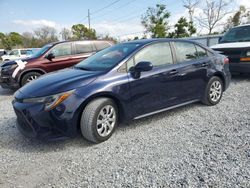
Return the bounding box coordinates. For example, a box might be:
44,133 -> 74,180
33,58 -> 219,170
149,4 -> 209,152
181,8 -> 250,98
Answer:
202,76 -> 223,106
80,98 -> 118,143
21,72 -> 42,86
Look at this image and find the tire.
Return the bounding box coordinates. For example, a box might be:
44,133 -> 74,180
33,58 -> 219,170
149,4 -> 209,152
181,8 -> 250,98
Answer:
21,72 -> 42,86
80,98 -> 118,143
202,76 -> 223,106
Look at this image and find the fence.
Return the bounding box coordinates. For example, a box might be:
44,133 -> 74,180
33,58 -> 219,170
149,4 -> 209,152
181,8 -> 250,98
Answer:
185,34 -> 223,47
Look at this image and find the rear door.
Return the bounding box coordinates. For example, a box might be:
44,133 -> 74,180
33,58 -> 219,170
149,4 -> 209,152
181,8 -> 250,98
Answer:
128,42 -> 183,118
173,41 -> 209,102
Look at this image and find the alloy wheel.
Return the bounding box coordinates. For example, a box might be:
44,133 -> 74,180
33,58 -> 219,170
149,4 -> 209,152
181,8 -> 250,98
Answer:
96,105 -> 116,137
209,81 -> 222,102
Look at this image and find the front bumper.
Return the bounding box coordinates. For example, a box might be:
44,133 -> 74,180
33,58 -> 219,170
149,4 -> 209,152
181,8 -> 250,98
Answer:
0,75 -> 19,89
229,62 -> 250,73
12,95 -> 82,141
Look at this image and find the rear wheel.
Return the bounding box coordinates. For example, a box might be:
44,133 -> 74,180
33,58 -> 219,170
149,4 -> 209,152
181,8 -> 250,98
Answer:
80,98 -> 118,143
202,76 -> 223,106
21,72 -> 42,86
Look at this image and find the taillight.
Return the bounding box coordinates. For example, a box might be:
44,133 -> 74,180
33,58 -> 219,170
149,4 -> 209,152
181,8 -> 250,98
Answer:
240,57 -> 250,62
224,57 -> 229,64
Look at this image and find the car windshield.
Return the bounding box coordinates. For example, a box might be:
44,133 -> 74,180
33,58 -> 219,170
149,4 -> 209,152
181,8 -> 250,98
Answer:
75,43 -> 142,71
220,26 -> 250,43
30,44 -> 53,58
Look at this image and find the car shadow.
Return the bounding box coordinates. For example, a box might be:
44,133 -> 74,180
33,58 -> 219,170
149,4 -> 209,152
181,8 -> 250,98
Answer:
231,74 -> 250,82
0,88 -> 15,96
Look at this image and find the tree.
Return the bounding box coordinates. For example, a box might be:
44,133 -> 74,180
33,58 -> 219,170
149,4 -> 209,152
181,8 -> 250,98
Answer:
71,24 -> 97,40
195,0 -> 233,34
60,28 -> 72,41
224,5 -> 250,31
182,0 -> 200,22
141,4 -> 171,38
34,26 -> 58,46
169,17 -> 196,38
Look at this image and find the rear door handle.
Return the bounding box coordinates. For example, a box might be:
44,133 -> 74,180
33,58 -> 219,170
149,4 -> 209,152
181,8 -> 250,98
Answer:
201,62 -> 209,67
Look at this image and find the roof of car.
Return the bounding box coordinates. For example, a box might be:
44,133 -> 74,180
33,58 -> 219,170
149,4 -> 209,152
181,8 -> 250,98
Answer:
48,40 -> 114,46
124,38 -> 195,45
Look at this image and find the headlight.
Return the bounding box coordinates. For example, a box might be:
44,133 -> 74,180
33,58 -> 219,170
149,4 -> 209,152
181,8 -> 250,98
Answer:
23,89 -> 75,111
246,51 -> 250,57
3,64 -> 18,70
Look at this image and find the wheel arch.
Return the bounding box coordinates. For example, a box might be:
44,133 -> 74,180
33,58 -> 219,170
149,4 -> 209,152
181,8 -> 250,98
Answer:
211,72 -> 226,91
76,92 -> 126,130
18,69 -> 46,86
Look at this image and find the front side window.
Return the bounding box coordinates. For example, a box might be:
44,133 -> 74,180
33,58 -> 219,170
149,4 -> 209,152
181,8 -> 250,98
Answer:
75,42 -> 93,54
134,42 -> 173,68
174,42 -> 197,63
51,43 -> 72,57
9,50 -> 19,56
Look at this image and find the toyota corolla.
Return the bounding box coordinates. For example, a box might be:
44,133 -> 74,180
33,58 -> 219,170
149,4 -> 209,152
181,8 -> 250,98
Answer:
12,39 -> 231,143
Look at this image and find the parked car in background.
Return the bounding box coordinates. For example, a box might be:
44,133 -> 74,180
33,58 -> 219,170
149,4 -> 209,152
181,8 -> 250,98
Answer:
0,40 -> 113,89
211,24 -> 250,74
1,48 -> 38,62
12,39 -> 231,143
0,49 -> 7,57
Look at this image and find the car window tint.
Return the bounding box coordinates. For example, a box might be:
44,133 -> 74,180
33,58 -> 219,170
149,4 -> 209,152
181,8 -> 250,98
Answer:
75,42 -> 93,54
195,45 -> 208,58
51,43 -> 72,57
9,50 -> 19,56
175,42 -> 197,62
20,50 -> 27,55
134,42 -> 173,67
95,41 -> 111,51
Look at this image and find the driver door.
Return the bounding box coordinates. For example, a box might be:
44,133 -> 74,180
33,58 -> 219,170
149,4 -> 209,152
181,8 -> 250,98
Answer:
128,42 -> 183,118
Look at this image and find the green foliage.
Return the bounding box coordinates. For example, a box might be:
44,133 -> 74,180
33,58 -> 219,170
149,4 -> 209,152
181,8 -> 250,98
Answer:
224,5 -> 250,32
169,17 -> 196,38
71,24 -> 97,40
0,32 -> 23,50
141,4 -> 171,38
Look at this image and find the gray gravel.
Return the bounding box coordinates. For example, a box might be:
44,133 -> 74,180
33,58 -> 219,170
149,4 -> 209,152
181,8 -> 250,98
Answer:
0,76 -> 249,188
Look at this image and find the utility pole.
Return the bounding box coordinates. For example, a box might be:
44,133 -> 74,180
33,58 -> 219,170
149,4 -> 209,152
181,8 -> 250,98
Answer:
88,9 -> 91,29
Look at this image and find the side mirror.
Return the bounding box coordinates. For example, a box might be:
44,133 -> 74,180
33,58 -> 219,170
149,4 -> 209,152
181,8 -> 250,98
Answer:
134,61 -> 153,72
46,53 -> 55,61
129,61 -> 153,79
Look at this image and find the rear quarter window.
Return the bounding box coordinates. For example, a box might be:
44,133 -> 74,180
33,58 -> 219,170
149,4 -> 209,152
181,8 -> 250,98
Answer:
75,42 -> 93,54
174,42 -> 197,62
94,41 -> 112,51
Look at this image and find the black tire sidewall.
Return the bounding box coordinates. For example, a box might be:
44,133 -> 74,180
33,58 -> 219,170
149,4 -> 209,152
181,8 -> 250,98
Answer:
21,72 -> 41,86
89,99 -> 118,142
206,77 -> 223,105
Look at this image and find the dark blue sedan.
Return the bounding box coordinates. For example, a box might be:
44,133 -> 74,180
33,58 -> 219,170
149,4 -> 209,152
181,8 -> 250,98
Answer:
12,39 -> 231,143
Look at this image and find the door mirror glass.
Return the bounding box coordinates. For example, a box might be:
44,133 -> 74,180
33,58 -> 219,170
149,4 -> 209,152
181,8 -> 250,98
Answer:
46,53 -> 55,61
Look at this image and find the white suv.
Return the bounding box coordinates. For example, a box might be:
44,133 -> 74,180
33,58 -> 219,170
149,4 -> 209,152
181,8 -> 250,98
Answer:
1,49 -> 35,62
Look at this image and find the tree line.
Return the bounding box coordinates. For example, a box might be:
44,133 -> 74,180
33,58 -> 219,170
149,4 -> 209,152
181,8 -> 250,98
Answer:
0,0 -> 249,50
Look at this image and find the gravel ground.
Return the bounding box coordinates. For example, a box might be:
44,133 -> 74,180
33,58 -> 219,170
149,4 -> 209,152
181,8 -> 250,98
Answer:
0,76 -> 249,188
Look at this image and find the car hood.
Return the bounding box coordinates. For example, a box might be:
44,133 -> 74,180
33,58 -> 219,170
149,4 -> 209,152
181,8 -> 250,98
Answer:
1,56 -> 36,67
211,42 -> 250,49
17,68 -> 102,98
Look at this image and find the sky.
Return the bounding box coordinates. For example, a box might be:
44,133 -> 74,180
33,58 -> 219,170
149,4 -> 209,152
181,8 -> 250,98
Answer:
0,0 -> 249,40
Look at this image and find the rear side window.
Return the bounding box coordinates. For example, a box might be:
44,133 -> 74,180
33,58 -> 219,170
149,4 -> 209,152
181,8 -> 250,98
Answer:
133,42 -> 173,68
51,43 -> 72,57
95,41 -> 111,51
195,45 -> 208,58
174,42 -> 197,62
9,50 -> 19,56
75,42 -> 93,54
20,50 -> 27,55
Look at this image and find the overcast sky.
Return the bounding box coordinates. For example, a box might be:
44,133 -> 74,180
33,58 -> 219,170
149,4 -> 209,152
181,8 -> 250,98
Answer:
0,0 -> 248,40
